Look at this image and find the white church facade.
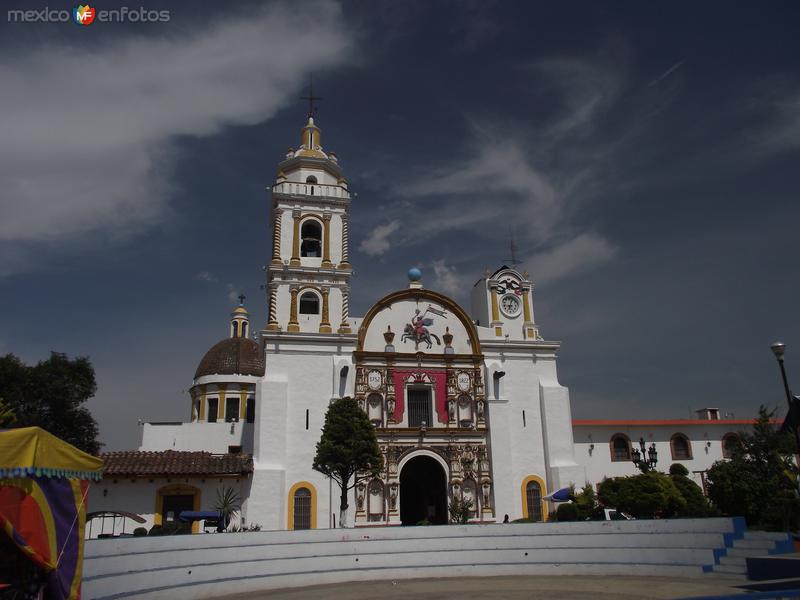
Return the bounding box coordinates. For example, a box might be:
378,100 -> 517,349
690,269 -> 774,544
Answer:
91,115 -> 755,535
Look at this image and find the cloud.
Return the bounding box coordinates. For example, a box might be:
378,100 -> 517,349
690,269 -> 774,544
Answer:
648,60 -> 685,87
194,271 -> 218,283
384,53 -> 626,252
226,284 -> 243,305
0,1 -> 353,275
430,259 -> 463,296
359,220 -> 401,256
526,233 -> 617,284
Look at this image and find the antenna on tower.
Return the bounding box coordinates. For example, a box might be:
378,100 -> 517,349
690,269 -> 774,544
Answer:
300,74 -> 323,118
505,227 -> 520,268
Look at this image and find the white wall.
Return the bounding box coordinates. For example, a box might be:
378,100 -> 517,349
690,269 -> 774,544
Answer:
83,518 -> 746,600
86,476 -> 251,539
574,422 -> 749,490
140,422 -> 254,454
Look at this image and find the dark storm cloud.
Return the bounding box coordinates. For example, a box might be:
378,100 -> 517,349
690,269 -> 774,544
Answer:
1,1 -> 798,450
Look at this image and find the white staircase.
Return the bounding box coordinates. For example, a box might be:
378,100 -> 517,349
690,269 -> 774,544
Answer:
83,517 -> 770,600
708,530 -> 793,577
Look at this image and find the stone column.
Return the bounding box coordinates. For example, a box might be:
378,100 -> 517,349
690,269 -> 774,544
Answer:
337,288 -> 352,333
267,285 -> 280,331
319,287 -> 332,333
490,284 -> 502,337
290,208 -> 301,266
322,213 -> 333,268
287,287 -> 300,332
338,213 -> 351,270
271,209 -> 283,266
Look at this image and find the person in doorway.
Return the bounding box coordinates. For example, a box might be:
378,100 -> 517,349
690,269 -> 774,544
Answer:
503,514 -> 509,523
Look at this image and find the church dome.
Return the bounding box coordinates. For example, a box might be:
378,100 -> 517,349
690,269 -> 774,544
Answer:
194,337 -> 265,379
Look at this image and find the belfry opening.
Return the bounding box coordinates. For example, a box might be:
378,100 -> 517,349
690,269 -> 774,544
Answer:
399,455 -> 448,526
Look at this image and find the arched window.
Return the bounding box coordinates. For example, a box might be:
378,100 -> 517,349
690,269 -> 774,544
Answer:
300,220 -> 322,257
458,394 -> 473,427
367,393 -> 382,427
462,479 -> 478,519
610,434 -> 631,462
231,321 -> 239,337
306,175 -> 318,184
299,291 -> 320,315
670,433 -> 692,460
288,482 -> 317,530
293,487 -> 312,530
722,433 -> 739,459
368,479 -> 384,521
155,484 -> 200,533
241,322 -> 247,338
525,480 -> 543,522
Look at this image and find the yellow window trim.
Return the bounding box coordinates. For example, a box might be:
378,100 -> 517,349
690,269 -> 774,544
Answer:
287,481 -> 317,530
154,484 -> 202,534
520,474 -> 548,522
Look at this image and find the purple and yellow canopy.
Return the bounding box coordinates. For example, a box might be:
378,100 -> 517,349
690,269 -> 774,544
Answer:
0,427 -> 102,600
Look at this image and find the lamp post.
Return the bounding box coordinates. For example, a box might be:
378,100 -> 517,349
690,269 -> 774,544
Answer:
771,342 -> 793,407
631,437 -> 658,473
770,342 -> 800,460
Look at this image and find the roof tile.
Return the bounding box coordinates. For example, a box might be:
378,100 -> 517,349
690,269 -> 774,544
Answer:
100,450 -> 253,477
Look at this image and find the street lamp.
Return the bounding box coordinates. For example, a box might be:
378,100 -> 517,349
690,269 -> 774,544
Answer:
631,437 -> 658,473
771,342 -> 792,407
771,342 -> 800,457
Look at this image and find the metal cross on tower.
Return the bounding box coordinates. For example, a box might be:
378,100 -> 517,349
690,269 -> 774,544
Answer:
238,294 -> 246,306
300,75 -> 322,118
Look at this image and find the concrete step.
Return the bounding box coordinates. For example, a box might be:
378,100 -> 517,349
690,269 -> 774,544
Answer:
731,539 -> 778,550
726,547 -> 772,558
713,564 -> 747,575
741,531 -> 791,542
718,555 -> 746,566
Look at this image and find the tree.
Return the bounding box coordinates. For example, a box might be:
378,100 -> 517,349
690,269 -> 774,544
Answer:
0,352 -> 101,454
572,483 -> 602,520
706,406 -> 799,531
0,397 -> 16,427
598,472 -> 686,518
313,397 -> 383,528
669,463 -> 712,517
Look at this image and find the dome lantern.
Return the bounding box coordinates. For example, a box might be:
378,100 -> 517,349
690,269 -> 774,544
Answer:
230,294 -> 250,339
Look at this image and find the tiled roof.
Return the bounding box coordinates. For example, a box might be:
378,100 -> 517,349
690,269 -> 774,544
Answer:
195,337 -> 265,379
100,450 -> 253,477
572,419 -> 781,426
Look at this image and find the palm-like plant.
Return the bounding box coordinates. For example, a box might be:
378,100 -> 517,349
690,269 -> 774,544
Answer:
214,486 -> 241,531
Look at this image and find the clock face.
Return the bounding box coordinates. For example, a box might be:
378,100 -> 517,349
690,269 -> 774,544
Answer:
367,370 -> 383,391
457,372 -> 471,392
500,294 -> 521,317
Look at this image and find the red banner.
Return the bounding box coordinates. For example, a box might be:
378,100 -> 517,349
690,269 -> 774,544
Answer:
392,369 -> 447,424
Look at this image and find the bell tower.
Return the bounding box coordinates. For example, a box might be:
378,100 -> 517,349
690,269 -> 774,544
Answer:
470,266 -> 540,341
264,113 -> 353,335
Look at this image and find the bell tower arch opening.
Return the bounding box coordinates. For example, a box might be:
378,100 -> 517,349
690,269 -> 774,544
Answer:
399,454 -> 447,525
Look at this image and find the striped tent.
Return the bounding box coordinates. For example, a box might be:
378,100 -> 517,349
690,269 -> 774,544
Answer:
0,427 -> 102,599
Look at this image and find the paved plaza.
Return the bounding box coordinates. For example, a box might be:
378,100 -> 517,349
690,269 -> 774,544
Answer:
221,575 -> 750,600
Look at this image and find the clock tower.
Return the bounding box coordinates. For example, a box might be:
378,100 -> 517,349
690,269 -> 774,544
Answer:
470,266 -> 540,341
264,114 -> 353,334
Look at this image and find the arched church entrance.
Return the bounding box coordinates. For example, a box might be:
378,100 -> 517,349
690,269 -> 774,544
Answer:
399,455 -> 447,525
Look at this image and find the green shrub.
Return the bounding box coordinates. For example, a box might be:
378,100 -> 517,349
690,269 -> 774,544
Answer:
669,469 -> 712,517
598,472 -> 686,518
669,463 -> 689,477
448,497 -> 474,524
556,503 -> 579,521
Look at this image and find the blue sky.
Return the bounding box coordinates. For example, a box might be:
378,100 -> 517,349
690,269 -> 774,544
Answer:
1,1 -> 799,450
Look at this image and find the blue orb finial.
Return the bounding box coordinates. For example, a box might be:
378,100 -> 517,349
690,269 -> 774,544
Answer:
407,267 -> 422,282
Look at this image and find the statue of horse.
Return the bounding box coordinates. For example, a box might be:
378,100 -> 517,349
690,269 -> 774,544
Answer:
401,323 -> 441,350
